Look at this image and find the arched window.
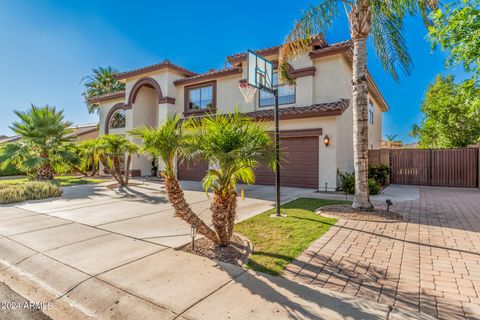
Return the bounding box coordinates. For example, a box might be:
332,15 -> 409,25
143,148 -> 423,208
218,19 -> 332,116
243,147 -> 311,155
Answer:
109,109 -> 126,129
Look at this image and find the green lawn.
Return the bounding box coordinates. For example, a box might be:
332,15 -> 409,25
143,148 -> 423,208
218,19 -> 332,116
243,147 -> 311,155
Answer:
0,175 -> 106,187
235,198 -> 350,275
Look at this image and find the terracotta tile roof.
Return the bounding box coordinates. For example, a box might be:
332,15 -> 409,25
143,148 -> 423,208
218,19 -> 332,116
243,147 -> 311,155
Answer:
226,35 -> 330,66
115,60 -> 197,80
247,99 -> 350,120
88,91 -> 125,104
174,67 -> 242,86
182,99 -> 350,121
309,40 -> 352,59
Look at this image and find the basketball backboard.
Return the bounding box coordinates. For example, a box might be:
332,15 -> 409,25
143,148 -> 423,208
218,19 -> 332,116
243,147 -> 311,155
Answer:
247,50 -> 273,92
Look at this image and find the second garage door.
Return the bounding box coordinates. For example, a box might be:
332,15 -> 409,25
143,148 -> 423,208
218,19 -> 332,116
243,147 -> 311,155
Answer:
254,136 -> 319,189
177,158 -> 208,181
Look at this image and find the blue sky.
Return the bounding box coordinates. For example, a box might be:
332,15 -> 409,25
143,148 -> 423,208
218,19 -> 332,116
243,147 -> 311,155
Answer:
0,0 -> 459,143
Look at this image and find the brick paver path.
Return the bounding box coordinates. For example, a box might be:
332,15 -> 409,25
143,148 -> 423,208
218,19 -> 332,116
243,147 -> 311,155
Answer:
285,187 -> 480,319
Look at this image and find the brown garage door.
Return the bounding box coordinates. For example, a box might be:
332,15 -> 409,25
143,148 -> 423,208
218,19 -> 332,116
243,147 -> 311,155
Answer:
255,136 -> 319,189
177,158 -> 208,181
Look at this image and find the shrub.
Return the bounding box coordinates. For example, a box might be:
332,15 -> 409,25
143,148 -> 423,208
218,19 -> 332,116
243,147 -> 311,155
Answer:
339,172 -> 381,195
368,178 -> 381,195
338,172 -> 355,194
0,182 -> 62,204
368,164 -> 390,186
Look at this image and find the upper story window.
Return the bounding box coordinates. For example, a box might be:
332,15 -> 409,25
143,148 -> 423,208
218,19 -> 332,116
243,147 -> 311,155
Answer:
259,72 -> 295,107
109,109 -> 126,129
185,82 -> 216,113
368,100 -> 374,125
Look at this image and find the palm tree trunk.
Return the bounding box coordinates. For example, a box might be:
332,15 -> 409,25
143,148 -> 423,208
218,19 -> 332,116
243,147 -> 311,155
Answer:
163,173 -> 219,243
125,154 -> 131,186
37,152 -> 54,180
211,189 -> 237,246
350,2 -> 373,210
113,156 -> 126,186
37,162 -> 54,180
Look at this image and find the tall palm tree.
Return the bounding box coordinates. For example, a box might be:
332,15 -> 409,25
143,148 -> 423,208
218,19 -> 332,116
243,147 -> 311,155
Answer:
82,66 -> 126,114
279,0 -> 438,210
130,115 -> 218,242
95,135 -> 137,186
0,105 -> 74,179
187,112 -> 275,246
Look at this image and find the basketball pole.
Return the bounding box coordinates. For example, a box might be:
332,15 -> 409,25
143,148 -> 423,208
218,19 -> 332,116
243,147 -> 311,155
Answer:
273,88 -> 281,217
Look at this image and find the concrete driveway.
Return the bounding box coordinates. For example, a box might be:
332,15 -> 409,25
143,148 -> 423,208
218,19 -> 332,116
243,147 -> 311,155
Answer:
12,180 -> 313,248
0,180 -> 392,319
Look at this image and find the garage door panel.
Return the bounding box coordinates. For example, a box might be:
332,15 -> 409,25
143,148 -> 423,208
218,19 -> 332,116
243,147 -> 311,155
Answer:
177,158 -> 208,181
254,136 -> 319,189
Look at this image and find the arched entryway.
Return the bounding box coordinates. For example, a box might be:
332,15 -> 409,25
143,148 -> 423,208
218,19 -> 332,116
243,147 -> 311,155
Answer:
129,77 -> 162,176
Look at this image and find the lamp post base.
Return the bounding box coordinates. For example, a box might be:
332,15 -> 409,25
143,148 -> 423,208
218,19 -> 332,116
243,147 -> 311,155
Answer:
269,213 -> 288,218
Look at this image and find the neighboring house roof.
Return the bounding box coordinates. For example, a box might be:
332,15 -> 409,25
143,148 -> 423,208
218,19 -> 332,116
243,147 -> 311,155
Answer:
247,99 -> 350,120
0,124 -> 98,144
115,59 -> 197,80
0,136 -> 20,144
65,123 -> 98,139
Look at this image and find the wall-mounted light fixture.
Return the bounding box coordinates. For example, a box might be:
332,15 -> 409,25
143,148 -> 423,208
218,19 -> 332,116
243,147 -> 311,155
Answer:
323,135 -> 330,147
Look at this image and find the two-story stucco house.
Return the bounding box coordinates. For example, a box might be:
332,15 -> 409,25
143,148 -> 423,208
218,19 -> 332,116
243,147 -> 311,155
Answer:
91,37 -> 388,190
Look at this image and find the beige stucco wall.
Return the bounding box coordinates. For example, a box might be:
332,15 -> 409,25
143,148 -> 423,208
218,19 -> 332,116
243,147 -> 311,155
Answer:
368,95 -> 383,149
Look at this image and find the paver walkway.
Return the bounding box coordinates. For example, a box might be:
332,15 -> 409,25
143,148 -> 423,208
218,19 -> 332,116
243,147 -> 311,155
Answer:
285,186 -> 480,319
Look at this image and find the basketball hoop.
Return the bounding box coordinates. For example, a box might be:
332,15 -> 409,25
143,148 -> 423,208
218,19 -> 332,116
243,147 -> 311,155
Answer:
239,79 -> 257,103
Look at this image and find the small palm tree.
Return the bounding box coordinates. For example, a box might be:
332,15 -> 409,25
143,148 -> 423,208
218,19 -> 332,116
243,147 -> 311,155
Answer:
96,135 -> 137,186
279,0 -> 438,210
72,139 -> 101,177
130,116 -> 219,242
187,111 -> 275,246
82,66 -> 125,114
132,112 -> 275,246
0,105 -> 74,179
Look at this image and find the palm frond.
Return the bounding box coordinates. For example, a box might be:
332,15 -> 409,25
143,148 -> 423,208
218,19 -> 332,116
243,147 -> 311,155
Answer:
82,66 -> 125,114
369,0 -> 413,79
279,0 -> 345,84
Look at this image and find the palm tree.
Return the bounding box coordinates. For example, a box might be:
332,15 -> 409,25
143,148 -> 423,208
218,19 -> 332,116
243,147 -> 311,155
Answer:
130,116 -> 219,242
188,112 -> 275,246
279,0 -> 438,210
0,105 -> 74,179
71,139 -> 101,177
385,134 -> 398,148
132,112 -> 275,246
95,135 -> 137,186
82,66 -> 125,114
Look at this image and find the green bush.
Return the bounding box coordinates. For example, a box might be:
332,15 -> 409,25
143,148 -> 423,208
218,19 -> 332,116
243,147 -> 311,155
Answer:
338,172 -> 355,194
0,182 -> 62,204
339,172 -> 381,195
368,178 -> 381,195
368,164 -> 390,186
